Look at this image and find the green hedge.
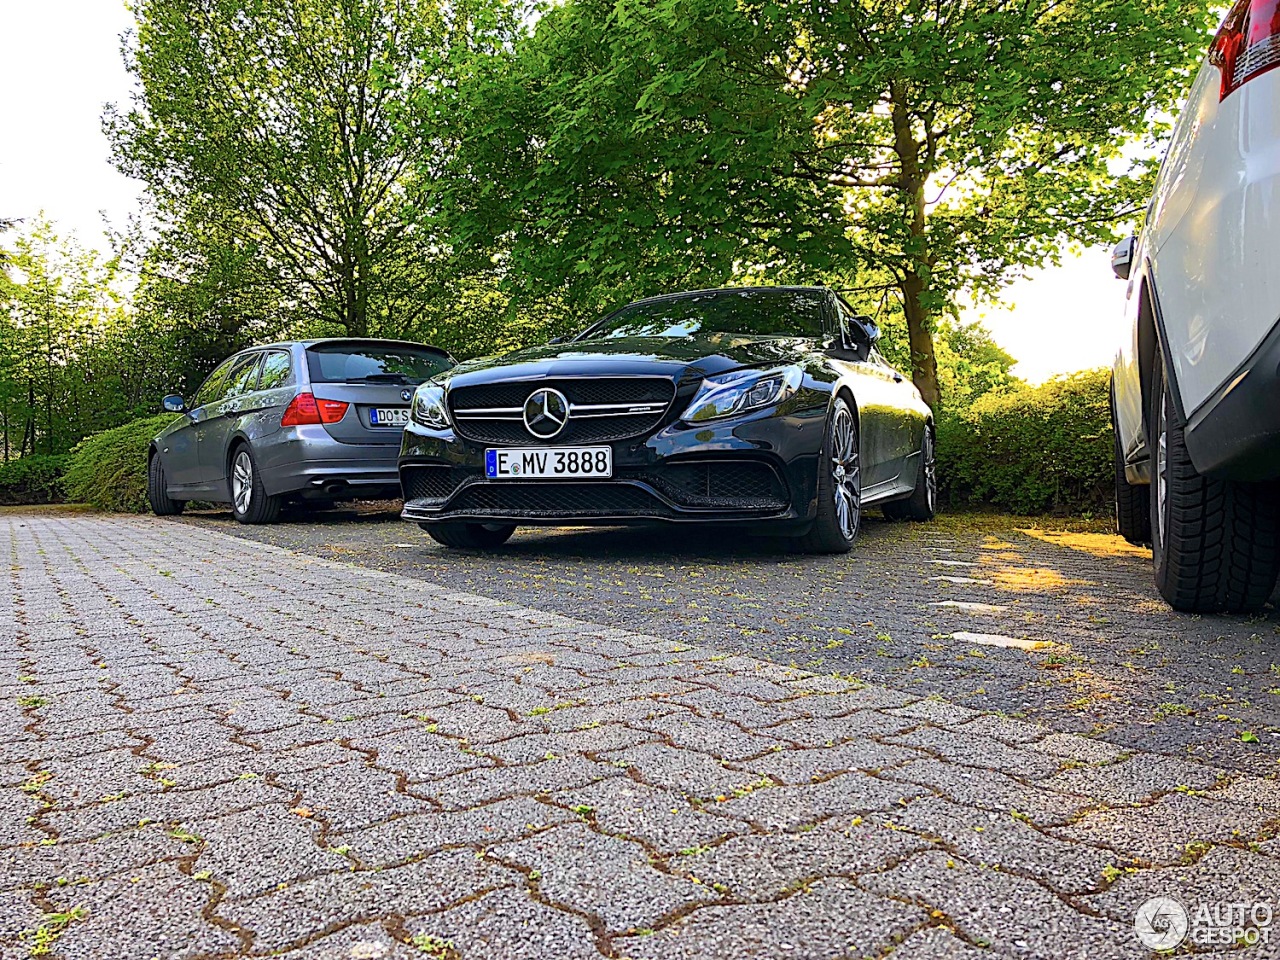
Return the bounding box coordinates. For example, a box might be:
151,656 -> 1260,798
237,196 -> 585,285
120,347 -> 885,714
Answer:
61,414 -> 180,513
0,455 -> 68,506
937,368 -> 1112,515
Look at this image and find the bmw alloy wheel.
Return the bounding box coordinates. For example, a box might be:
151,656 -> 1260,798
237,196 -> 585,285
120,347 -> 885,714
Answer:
232,450 -> 253,515
831,404 -> 861,540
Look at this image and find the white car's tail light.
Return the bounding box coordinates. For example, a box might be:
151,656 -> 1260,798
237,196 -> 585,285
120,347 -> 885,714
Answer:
1211,0 -> 1280,100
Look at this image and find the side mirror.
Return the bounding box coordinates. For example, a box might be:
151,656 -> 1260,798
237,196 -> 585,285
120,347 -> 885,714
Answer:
162,395 -> 187,414
1111,235 -> 1136,280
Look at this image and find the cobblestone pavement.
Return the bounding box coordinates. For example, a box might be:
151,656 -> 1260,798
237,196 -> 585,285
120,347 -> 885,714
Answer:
192,505 -> 1280,776
4,513 -> 1279,959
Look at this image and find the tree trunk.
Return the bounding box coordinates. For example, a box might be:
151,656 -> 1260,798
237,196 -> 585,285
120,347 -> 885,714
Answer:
901,269 -> 941,411
888,83 -> 942,412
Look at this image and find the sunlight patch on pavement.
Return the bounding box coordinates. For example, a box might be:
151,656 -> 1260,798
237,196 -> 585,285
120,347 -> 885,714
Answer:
950,631 -> 1053,651
986,565 -> 1089,592
928,576 -> 994,586
929,601 -> 1009,615
1018,528 -> 1152,560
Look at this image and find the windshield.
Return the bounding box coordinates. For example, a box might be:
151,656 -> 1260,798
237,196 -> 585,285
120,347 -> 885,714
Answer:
580,288 -> 828,341
305,343 -> 452,385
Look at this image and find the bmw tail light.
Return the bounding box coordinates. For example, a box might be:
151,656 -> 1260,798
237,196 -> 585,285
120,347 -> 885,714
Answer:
281,393 -> 349,426
1211,0 -> 1280,100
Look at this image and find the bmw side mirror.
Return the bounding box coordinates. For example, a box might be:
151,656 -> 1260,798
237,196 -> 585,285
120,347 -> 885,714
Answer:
1111,235 -> 1136,280
162,395 -> 187,414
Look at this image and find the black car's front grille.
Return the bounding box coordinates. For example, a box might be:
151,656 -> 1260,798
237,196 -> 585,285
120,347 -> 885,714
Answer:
652,461 -> 789,509
401,464 -> 461,502
448,482 -> 658,517
448,377 -> 676,445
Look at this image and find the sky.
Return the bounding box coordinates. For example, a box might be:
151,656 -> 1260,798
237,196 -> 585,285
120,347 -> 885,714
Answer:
0,0 -> 1132,383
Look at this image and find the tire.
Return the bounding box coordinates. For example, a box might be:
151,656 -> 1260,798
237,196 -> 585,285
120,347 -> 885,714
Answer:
1111,382 -> 1150,545
883,424 -> 937,522
1149,356 -> 1280,613
420,522 -> 517,549
229,444 -> 282,525
147,453 -> 185,516
795,395 -> 860,554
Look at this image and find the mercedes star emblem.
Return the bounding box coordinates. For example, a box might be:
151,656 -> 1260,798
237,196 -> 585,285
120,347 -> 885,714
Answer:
523,387 -> 570,439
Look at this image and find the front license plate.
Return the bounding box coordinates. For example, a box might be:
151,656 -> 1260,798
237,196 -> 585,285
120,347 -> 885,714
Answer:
370,407 -> 409,427
486,446 -> 613,480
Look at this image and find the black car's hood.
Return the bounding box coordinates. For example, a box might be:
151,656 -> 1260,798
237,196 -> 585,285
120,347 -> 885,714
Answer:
446,333 -> 818,387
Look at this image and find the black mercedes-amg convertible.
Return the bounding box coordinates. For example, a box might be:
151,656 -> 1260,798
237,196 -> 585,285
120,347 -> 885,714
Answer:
399,286 -> 936,551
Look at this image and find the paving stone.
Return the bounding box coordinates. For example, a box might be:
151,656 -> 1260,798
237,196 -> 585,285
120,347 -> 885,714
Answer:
631,711 -> 782,762
888,727 -> 1060,780
1083,846 -> 1280,923
190,804 -> 339,899
552,777 -> 749,855
355,726 -> 498,781
710,772 -> 924,832
863,850 -> 1133,959
406,887 -> 602,960
749,740 -> 923,785
888,796 -> 1116,895
335,796 -> 573,867
1041,755 -> 1223,805
216,850 -> 508,953
1209,775 -> 1280,817
952,714 -> 1047,745
45,861 -> 242,960
1032,733 -> 1126,765
268,922 -> 420,960
491,822 -> 713,933
483,722 -> 655,765
670,826 -> 928,900
889,927 -> 996,960
760,711 -> 916,747
882,758 -> 1091,827
1052,792 -> 1260,866
424,755 -> 622,810
270,760 -> 421,831
1,823 -> 189,886
614,877 -> 925,960
601,742 -> 766,799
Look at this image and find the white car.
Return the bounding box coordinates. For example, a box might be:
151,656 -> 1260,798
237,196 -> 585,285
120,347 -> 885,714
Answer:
1111,0 -> 1280,613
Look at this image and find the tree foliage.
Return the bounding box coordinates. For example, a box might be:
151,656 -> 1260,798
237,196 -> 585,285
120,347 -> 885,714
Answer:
436,0 -> 1214,406
108,0 -> 453,338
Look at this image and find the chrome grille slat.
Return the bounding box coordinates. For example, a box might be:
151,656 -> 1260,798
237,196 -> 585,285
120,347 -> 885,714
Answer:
448,377 -> 677,445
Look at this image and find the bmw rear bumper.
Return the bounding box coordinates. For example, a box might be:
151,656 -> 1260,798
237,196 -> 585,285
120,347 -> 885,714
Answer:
256,426 -> 402,498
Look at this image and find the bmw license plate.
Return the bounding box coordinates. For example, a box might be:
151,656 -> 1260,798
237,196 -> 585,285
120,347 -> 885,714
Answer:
370,407 -> 409,427
486,447 -> 612,480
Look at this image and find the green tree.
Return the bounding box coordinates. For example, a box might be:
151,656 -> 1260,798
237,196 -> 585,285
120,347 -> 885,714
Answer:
438,0 -> 1213,407
108,0 -> 451,338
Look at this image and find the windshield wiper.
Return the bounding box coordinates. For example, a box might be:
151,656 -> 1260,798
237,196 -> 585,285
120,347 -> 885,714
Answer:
345,373 -> 416,384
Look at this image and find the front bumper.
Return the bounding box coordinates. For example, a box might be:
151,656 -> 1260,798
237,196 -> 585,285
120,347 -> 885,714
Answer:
398,408 -> 826,527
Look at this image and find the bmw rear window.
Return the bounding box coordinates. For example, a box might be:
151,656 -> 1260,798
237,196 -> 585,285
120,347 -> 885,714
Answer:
305,343 -> 452,385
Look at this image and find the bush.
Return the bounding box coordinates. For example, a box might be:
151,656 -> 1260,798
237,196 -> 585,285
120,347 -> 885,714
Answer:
937,368 -> 1112,515
0,455 -> 68,505
61,414 -> 180,512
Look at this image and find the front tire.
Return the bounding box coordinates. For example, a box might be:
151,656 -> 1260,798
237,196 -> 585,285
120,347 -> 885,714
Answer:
883,424 -> 937,522
229,445 -> 282,525
421,522 -> 517,549
147,453 -> 185,516
1112,382 -> 1150,545
796,396 -> 861,554
1149,357 -> 1280,613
